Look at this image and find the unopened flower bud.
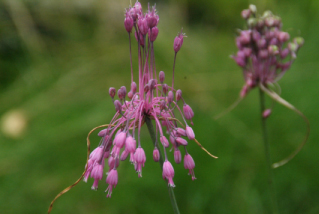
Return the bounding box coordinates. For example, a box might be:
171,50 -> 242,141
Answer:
130,82 -> 137,93
162,84 -> 168,94
183,104 -> 194,120
247,18 -> 257,28
239,30 -> 251,44
263,109 -> 272,118
149,79 -> 156,91
241,9 -> 251,19
160,136 -> 170,148
174,29 -> 185,53
109,87 -> 116,98
138,17 -> 148,35
144,84 -> 150,93
160,100 -> 166,111
120,150 -> 129,161
176,128 -> 186,136
153,147 -> 160,162
185,126 -> 195,140
249,4 -> 257,14
278,32 -> 290,42
127,91 -> 133,99
268,45 -> 279,55
134,1 -> 142,16
294,37 -> 304,47
168,91 -> 174,103
176,89 -> 182,101
288,42 -> 298,52
118,88 -> 125,100
280,48 -> 290,59
159,71 -> 165,83
174,149 -> 182,164
121,86 -> 127,97
145,6 -> 159,28
176,137 -> 188,146
114,100 -> 122,112
124,12 -> 134,33
149,27 -> 159,42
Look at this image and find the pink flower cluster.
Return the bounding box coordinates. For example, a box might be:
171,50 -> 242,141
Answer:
233,5 -> 304,97
84,1 -> 196,197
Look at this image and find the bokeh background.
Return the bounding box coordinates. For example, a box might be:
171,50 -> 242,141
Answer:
0,0 -> 318,213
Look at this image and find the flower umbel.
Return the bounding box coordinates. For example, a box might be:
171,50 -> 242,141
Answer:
81,1 -> 217,198
48,2 -> 217,213
231,5 -> 309,168
233,5 -> 304,98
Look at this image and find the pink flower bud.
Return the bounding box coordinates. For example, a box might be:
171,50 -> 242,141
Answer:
118,88 -> 125,100
109,87 -> 116,98
176,137 -> 188,146
239,30 -> 251,45
105,169 -> 118,197
114,132 -> 126,148
120,86 -> 127,96
114,100 -> 122,112
120,150 -> 129,161
184,154 -> 196,180
263,109 -> 272,118
162,161 -> 175,187
149,27 -> 159,42
280,48 -> 289,59
124,12 -> 133,33
160,100 -> 166,111
168,91 -> 174,103
134,1 -> 142,16
185,126 -> 195,140
176,89 -> 182,101
241,9 -> 251,19
176,128 -> 186,136
125,136 -> 136,153
278,32 -> 290,42
162,84 -> 168,94
138,17 -> 148,35
90,164 -> 103,180
144,84 -> 150,93
153,147 -> 160,162
183,104 -> 194,120
131,81 -> 137,93
127,91 -> 133,99
134,147 -> 146,177
145,6 -> 159,28
160,136 -> 170,148
98,129 -> 108,137
174,30 -> 185,53
174,149 -> 182,164
149,79 -> 156,90
159,71 -> 165,83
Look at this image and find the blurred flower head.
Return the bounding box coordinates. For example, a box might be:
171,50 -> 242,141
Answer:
233,5 -> 304,97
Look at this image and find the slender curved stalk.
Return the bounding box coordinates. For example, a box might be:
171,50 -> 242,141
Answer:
259,88 -> 279,214
145,116 -> 180,214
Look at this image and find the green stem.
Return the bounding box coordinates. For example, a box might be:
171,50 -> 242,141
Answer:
145,116 -> 180,214
259,88 -> 279,214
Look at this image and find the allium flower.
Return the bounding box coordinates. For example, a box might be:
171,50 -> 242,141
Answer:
229,5 -> 309,169
48,3 -> 217,213
233,5 -> 304,98
80,1 -> 217,198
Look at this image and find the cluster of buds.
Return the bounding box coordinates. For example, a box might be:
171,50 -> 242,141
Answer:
233,5 -> 304,98
84,1 -> 197,198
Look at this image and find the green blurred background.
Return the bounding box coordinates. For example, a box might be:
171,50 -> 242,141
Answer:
0,0 -> 318,213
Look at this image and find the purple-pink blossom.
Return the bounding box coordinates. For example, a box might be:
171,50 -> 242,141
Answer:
83,1 -> 199,197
